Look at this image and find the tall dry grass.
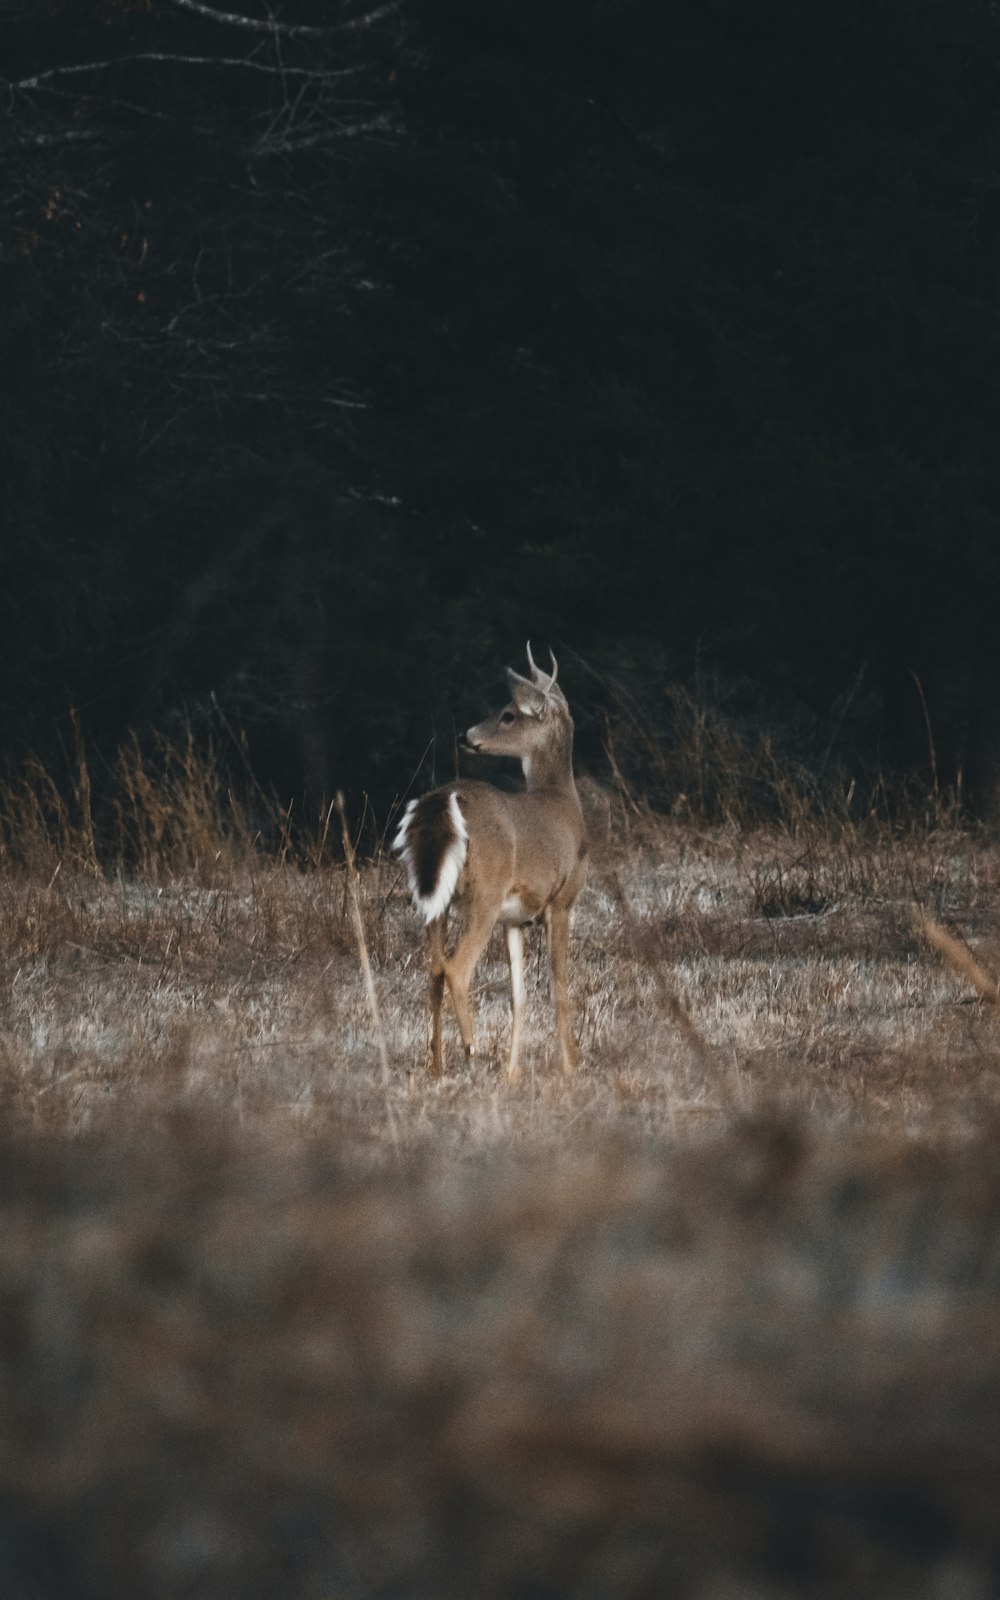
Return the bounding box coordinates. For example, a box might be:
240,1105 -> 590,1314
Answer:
0,724 -> 996,1148
602,676 -> 966,834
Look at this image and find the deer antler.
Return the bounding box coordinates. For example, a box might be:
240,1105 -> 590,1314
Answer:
526,641 -> 558,694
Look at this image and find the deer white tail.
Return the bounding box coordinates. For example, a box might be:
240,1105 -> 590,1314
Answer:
393,790 -> 468,924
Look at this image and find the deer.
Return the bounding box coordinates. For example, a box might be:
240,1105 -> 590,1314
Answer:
393,645 -> 588,1081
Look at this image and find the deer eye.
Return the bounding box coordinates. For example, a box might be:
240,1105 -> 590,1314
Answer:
499,710 -> 516,726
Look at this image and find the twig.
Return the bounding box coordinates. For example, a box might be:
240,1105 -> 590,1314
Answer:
166,0 -> 337,37
336,792 -> 399,1154
602,867 -> 719,1075
11,54 -> 344,91
910,670 -> 939,799
166,0 -> 404,35
913,908 -> 1000,1005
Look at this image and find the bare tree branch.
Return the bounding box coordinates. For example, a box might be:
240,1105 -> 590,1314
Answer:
164,0 -> 405,37
166,0 -> 336,39
1,130 -> 101,150
10,53 -> 358,92
343,1 -> 405,25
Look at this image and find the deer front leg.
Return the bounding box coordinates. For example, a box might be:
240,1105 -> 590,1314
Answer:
546,905 -> 577,1076
504,923 -> 526,1083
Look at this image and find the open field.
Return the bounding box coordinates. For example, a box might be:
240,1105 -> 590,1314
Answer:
2,794 -> 1000,1596
2,800 -> 999,1146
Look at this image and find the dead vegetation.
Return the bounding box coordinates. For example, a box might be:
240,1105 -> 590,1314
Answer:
1,737 -> 1000,1595
1,790 -> 997,1150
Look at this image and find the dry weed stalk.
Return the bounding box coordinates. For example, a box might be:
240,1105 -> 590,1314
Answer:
336,792 -> 398,1152
914,909 -> 1000,1005
602,867 -> 718,1077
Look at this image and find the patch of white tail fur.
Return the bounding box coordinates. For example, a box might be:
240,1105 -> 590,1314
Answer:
394,791 -> 468,925
391,799 -> 417,856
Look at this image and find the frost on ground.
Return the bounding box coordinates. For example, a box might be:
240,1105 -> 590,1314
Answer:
1,820 -> 998,1147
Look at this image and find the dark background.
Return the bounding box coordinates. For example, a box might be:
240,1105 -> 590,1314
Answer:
3,0 -> 1000,816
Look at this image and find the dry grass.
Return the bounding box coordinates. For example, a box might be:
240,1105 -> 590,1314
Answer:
1,787 -> 998,1151
2,742 -> 1000,1595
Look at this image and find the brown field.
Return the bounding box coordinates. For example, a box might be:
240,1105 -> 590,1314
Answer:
2,765 -> 1000,1597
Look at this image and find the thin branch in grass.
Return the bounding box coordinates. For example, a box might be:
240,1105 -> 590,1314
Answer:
602,867 -> 719,1077
309,797 -> 337,870
914,910 -> 1000,1006
336,792 -> 399,1155
602,722 -> 642,820
69,711 -> 99,877
910,671 -> 940,801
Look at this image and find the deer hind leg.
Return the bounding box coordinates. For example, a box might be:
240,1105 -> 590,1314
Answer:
504,924 -> 526,1083
427,915 -> 447,1077
444,898 -> 498,1063
546,905 -> 577,1076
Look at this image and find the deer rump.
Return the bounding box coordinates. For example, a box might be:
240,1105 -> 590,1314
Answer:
394,782 -> 576,929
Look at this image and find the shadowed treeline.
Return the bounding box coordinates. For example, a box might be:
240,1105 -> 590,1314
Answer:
3,0 -> 1000,808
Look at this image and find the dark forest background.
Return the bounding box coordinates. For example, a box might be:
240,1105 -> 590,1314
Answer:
3,0 -> 1000,818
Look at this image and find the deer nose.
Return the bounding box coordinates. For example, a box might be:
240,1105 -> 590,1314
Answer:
464,728 -> 482,749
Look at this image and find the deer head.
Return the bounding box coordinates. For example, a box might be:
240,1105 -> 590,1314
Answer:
464,644 -> 573,782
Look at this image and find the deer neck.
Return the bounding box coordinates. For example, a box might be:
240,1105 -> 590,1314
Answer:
521,722 -> 578,798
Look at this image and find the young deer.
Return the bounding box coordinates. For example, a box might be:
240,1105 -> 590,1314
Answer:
393,645 -> 588,1080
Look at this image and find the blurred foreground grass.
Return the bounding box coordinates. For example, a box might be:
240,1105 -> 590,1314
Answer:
2,1115 -> 999,1599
